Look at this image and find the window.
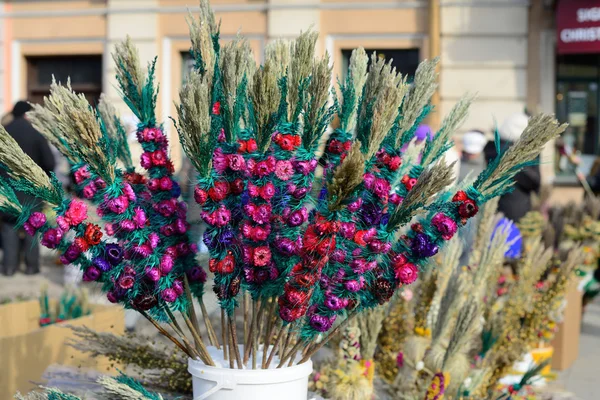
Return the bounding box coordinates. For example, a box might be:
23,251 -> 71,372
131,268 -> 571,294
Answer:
26,55 -> 103,106
182,51 -> 195,84
341,48 -> 420,81
555,53 -> 600,180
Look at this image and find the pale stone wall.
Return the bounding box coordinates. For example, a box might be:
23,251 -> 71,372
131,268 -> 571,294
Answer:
440,2 -> 529,137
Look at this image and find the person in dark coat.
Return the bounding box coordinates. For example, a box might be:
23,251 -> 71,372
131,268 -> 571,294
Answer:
483,113 -> 540,223
1,101 -> 55,276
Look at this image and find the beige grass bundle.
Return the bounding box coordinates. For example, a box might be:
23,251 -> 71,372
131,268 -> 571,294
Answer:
29,80 -> 114,183
287,30 -> 319,121
327,143 -> 366,211
359,53 -> 408,158
0,125 -> 61,204
176,70 -> 213,176
395,58 -> 438,148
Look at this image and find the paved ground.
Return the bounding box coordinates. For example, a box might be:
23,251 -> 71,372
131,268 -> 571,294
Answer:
555,298 -> 600,400
1,257 -> 599,399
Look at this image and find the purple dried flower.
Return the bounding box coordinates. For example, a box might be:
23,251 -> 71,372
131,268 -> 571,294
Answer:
83,266 -> 101,281
187,266 -> 207,283
93,257 -> 111,272
309,313 -> 336,332
411,233 -> 439,258
362,203 -> 382,226
324,295 -> 347,311
105,244 -> 123,265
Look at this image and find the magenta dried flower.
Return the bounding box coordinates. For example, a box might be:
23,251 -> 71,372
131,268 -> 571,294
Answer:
117,274 -> 135,290
146,267 -> 161,282
309,313 -> 336,332
83,266 -> 101,282
161,288 -> 178,302
431,212 -> 458,240
41,228 -> 63,249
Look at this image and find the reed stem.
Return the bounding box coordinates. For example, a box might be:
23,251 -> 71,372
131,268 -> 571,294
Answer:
253,300 -> 267,369
262,303 -> 278,368
164,311 -> 203,361
243,292 -> 250,350
299,311 -> 358,364
229,313 -> 243,369
182,276 -> 205,347
277,339 -> 305,368
221,309 -> 228,361
228,316 -> 234,369
181,311 -> 215,366
138,309 -> 191,358
200,298 -> 220,348
264,323 -> 288,369
243,299 -> 258,364
288,349 -> 298,367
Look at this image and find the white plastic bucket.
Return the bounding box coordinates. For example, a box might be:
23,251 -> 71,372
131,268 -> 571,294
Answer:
188,351 -> 313,400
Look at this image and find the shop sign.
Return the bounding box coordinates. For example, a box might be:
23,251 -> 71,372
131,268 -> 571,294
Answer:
557,0 -> 600,54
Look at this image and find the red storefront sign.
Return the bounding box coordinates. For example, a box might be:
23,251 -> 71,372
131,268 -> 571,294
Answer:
557,0 -> 600,54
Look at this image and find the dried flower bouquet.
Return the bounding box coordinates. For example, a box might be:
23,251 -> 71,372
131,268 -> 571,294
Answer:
0,0 -> 565,371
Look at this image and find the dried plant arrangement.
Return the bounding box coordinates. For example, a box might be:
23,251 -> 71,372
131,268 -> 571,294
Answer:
0,3 -> 565,395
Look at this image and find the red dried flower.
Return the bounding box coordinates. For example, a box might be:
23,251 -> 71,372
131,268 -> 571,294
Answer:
74,237 -> 90,252
84,224 -> 103,246
458,199 -> 479,219
212,101 -> 221,115
208,181 -> 230,202
452,190 -> 468,202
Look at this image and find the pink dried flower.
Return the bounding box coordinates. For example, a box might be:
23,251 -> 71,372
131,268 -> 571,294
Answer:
28,212 -> 47,229
161,288 -> 178,302
119,220 -> 136,231
123,183 -> 136,201
149,232 -> 160,249
133,207 -> 147,228
431,212 -> 458,240
364,173 -> 375,189
212,148 -> 228,173
41,228 -> 63,249
73,166 -> 90,184
65,199 -> 88,226
107,196 -> 129,215
140,152 -> 152,169
275,160 -> 294,180
253,246 -> 272,267
227,153 -> 246,171
395,262 -> 418,285
373,178 -> 391,199
159,177 -> 173,191
151,150 -> 167,166
82,184 -> 97,199
160,254 -> 174,275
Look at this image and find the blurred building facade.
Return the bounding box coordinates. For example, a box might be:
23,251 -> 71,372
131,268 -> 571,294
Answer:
0,0 -> 587,201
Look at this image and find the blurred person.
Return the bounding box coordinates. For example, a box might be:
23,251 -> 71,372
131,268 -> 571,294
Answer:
458,129 -> 487,182
1,111 -> 13,126
0,101 -> 55,276
483,112 -> 540,223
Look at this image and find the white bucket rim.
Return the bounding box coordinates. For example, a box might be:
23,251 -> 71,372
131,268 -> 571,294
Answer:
188,357 -> 313,385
